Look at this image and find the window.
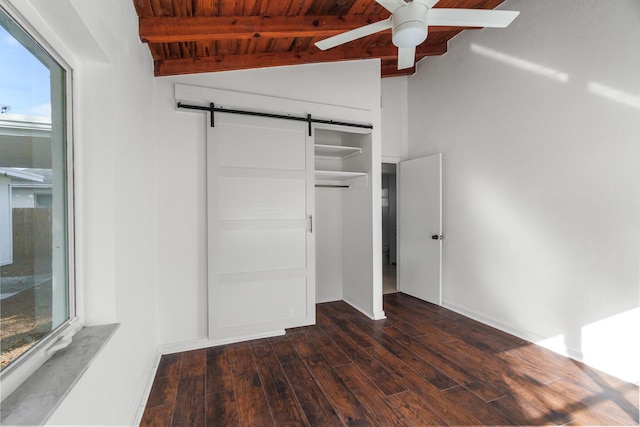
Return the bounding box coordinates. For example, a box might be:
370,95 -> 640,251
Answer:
0,4 -> 74,379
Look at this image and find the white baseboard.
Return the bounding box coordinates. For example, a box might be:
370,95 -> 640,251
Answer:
131,298 -> 388,425
132,329 -> 285,424
319,298 -> 386,321
132,349 -> 162,426
372,310 -> 387,320
157,330 -> 286,356
342,298 -> 377,320
442,300 -> 585,362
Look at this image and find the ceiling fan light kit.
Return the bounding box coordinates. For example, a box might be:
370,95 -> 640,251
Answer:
392,2 -> 429,48
314,0 -> 520,71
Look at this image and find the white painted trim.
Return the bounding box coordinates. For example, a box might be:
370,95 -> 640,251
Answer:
132,350 -> 163,427
0,1 -> 78,401
443,300 -> 541,342
315,299 -> 383,320
1,324 -> 116,425
342,298 -> 376,320
436,154 -> 443,306
157,330 -> 286,356
442,300 -> 585,362
313,122 -> 372,135
381,155 -> 405,164
372,310 -> 387,320
133,328 -> 286,423
0,318 -> 84,400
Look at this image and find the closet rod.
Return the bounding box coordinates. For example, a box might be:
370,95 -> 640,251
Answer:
177,102 -> 373,136
315,184 -> 350,189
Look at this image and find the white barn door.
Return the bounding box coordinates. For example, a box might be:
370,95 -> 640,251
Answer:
398,153 -> 442,305
207,113 -> 315,340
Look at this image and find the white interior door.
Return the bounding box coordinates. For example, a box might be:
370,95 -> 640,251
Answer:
207,113 -> 315,340
398,153 -> 442,304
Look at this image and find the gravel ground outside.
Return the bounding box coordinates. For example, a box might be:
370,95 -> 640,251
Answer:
1,258 -> 53,370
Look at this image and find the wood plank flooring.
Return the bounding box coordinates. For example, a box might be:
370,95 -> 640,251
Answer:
141,293 -> 639,426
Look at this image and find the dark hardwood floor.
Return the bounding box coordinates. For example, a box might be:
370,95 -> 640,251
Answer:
141,293 -> 639,426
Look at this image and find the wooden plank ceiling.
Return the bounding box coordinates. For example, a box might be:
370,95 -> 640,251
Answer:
133,0 -> 507,78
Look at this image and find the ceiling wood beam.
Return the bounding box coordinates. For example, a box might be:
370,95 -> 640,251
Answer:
133,0 -> 154,17
154,43 -> 447,76
140,16 -> 474,43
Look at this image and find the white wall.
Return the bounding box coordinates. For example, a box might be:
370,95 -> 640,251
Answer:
6,0 -> 161,423
408,0 -> 640,383
315,129 -> 345,303
341,132 -> 378,317
381,77 -> 408,162
10,188 -> 34,208
315,188 -> 344,303
154,60 -> 383,345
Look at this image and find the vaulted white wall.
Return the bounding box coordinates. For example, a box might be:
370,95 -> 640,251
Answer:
381,76 -> 408,162
408,0 -> 640,383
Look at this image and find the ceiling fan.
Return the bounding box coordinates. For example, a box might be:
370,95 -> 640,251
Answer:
315,0 -> 519,70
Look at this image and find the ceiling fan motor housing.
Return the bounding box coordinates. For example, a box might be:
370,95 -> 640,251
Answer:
391,2 -> 429,48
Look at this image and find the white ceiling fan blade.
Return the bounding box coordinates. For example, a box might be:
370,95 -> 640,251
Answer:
397,46 -> 416,70
376,0 -> 406,13
315,18 -> 392,50
428,8 -> 520,28
413,0 -> 440,8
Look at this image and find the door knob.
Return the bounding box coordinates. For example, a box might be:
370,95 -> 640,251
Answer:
431,234 -> 444,240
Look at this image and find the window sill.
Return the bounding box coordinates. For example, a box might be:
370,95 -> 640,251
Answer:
0,324 -> 119,426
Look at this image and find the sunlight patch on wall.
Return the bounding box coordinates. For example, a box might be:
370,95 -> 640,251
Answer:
581,307 -> 640,384
470,43 -> 569,83
535,333 -> 570,357
533,308 -> 640,385
588,82 -> 640,110
472,175 -> 640,384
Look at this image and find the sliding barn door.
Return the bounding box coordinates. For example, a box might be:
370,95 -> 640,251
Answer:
207,113 -> 315,340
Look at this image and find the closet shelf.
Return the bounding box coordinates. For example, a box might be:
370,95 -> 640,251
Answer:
314,144 -> 362,159
315,170 -> 367,181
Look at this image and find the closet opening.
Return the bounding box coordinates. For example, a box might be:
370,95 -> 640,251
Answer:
382,163 -> 397,294
314,127 -> 373,309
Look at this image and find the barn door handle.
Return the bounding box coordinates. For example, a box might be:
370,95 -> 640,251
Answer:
308,215 -> 313,233
432,234 -> 443,240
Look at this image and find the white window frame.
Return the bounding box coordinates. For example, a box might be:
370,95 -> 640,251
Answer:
0,2 -> 78,400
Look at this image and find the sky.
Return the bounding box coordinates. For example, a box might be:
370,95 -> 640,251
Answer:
0,24 -> 51,119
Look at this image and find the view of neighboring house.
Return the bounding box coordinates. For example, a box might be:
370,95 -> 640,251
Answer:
10,169 -> 52,209
0,114 -> 54,370
0,167 -> 49,266
0,114 -> 52,268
